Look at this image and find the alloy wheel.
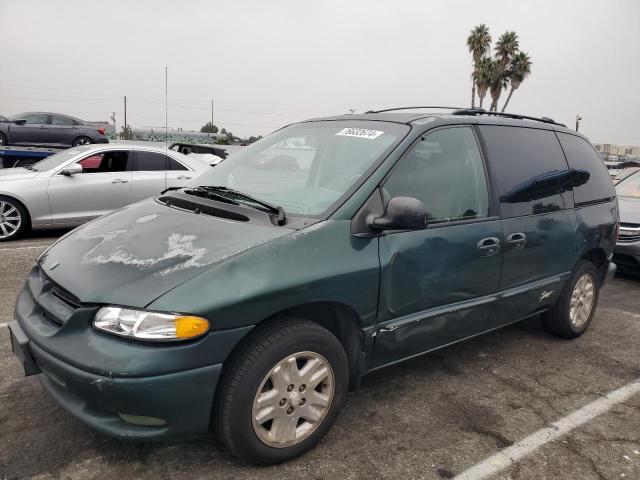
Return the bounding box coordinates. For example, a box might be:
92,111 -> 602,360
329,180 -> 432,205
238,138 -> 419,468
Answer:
76,137 -> 91,146
252,351 -> 334,448
0,201 -> 22,239
569,273 -> 595,328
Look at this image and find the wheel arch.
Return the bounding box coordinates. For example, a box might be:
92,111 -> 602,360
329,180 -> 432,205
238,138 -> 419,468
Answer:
222,301 -> 367,393
579,247 -> 608,284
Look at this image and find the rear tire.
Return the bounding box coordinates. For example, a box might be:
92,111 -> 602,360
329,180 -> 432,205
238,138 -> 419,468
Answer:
0,196 -> 29,241
215,318 -> 349,465
541,260 -> 599,338
72,136 -> 92,147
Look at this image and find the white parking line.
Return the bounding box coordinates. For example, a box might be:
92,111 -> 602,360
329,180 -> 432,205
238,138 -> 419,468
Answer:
453,378 -> 640,480
601,306 -> 640,319
0,322 -> 8,328
0,244 -> 50,251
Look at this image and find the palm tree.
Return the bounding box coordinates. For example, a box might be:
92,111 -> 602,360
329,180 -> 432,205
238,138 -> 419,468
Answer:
474,57 -> 492,109
467,24 -> 492,108
488,58 -> 508,112
501,51 -> 532,112
495,31 -> 519,67
488,31 -> 520,111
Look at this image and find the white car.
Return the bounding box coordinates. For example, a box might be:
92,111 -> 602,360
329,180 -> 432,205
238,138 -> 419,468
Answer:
0,143 -> 211,241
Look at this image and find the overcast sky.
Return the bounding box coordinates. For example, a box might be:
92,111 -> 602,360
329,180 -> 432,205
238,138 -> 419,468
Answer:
1,0 -> 638,143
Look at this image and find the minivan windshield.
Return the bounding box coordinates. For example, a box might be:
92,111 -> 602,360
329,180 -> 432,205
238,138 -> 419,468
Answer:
615,170 -> 640,199
30,146 -> 93,171
191,121 -> 409,216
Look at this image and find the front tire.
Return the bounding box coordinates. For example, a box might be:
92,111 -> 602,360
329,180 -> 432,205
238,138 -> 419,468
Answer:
0,132 -> 7,146
542,260 -> 600,338
0,196 -> 29,241
215,319 -> 349,465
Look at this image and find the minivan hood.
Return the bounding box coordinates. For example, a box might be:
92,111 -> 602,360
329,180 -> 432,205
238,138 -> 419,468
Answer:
0,167 -> 38,180
38,199 -> 292,307
619,196 -> 640,224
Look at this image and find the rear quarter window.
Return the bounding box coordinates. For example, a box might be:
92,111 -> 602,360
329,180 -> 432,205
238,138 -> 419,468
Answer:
479,126 -> 572,218
556,133 -> 616,206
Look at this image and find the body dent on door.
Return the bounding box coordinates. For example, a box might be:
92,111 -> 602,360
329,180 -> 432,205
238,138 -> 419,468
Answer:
372,219 -> 503,369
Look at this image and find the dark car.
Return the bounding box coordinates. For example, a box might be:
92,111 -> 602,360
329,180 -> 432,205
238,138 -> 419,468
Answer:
8,108 -> 618,465
169,142 -> 228,158
613,168 -> 640,272
0,112 -> 109,147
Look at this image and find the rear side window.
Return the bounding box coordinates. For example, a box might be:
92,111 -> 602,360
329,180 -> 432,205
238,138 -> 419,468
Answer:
135,151 -> 168,171
52,115 -> 80,126
479,126 -> 571,218
168,157 -> 187,170
557,133 -> 615,206
383,127 -> 490,224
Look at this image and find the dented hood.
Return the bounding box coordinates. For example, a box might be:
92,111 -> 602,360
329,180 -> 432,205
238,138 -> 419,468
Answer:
38,199 -> 291,307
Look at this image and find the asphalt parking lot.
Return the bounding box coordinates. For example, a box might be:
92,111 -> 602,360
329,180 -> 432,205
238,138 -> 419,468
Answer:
1,234 -> 639,480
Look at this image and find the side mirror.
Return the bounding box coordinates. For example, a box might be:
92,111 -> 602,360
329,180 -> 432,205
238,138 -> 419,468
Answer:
13,119 -> 26,125
60,163 -> 83,176
368,196 -> 428,231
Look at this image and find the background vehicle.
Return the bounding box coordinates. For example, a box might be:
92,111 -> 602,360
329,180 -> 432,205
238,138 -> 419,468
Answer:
0,144 -> 209,240
8,109 -> 617,465
613,167 -> 640,185
613,168 -> 640,273
0,112 -> 108,147
169,142 -> 228,159
169,142 -> 227,166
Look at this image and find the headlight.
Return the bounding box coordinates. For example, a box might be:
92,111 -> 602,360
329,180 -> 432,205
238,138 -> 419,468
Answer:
94,307 -> 210,342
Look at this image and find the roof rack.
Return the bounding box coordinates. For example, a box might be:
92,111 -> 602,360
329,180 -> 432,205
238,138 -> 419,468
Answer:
451,108 -> 566,127
364,106 -> 466,114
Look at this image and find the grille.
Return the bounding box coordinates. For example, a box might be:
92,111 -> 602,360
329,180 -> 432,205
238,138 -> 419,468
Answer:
33,266 -> 82,327
157,196 -> 249,222
618,223 -> 640,243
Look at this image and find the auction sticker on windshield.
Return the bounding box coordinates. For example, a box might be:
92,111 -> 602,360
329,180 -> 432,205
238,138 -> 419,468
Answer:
336,127 -> 384,139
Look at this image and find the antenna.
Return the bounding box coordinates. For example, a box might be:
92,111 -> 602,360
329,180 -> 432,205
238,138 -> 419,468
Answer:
164,66 -> 168,153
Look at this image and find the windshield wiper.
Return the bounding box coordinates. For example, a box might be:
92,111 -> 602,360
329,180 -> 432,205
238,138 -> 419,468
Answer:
198,186 -> 286,225
183,186 -> 239,206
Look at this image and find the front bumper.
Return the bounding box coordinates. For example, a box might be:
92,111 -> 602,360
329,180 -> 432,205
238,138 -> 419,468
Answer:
8,266 -> 253,440
10,319 -> 221,440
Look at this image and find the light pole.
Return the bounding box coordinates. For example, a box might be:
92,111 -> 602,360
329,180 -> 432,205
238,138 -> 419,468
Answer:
575,114 -> 582,132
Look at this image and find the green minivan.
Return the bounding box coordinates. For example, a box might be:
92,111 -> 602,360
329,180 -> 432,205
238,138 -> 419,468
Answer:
9,108 -> 618,464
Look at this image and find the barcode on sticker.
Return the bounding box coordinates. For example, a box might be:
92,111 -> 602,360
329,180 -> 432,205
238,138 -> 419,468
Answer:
336,128 -> 384,139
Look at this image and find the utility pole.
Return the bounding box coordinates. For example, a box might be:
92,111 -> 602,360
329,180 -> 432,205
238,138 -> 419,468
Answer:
211,99 -> 214,129
124,96 -> 127,129
110,111 -> 116,136
575,114 -> 582,132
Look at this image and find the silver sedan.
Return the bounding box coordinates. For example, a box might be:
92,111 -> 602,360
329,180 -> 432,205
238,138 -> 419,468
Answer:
0,143 -> 211,241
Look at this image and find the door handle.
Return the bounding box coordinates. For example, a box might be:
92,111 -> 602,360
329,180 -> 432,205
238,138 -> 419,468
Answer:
111,179 -> 128,184
176,175 -> 192,180
506,232 -> 527,250
477,237 -> 500,257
